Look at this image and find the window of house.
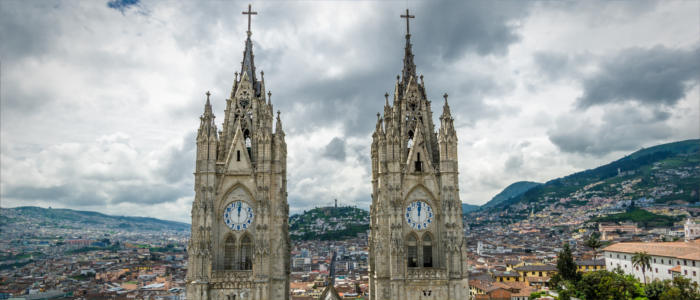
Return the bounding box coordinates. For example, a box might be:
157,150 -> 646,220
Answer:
655,268 -> 658,273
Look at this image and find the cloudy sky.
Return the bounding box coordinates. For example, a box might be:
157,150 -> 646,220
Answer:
1,0 -> 698,223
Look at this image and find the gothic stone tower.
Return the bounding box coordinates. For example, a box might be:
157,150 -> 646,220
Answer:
369,9 -> 469,300
187,5 -> 290,300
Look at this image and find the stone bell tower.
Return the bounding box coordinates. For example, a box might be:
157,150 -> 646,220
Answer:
186,4 -> 290,300
368,9 -> 469,300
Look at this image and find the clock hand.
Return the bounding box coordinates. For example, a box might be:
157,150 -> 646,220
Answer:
417,204 -> 421,217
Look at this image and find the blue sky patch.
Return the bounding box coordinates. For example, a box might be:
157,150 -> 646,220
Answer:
107,0 -> 139,13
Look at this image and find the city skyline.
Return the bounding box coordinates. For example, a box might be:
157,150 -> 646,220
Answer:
1,0 -> 699,223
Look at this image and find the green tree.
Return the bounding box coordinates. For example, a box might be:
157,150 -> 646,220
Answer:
631,251 -> 652,284
660,276 -> 700,300
645,279 -> 666,300
556,243 -> 580,282
584,235 -> 603,260
575,270 -> 645,300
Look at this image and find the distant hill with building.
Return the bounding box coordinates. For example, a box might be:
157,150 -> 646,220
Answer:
1,206 -> 190,232
289,206 -> 369,241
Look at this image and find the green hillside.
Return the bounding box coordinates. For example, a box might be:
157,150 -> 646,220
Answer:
5,206 -> 190,231
488,139 -> 700,211
462,203 -> 480,214
289,206 -> 369,241
591,208 -> 681,228
482,181 -> 541,208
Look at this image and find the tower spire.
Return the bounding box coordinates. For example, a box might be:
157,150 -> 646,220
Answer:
204,91 -> 213,115
240,4 -> 258,89
400,9 -> 417,89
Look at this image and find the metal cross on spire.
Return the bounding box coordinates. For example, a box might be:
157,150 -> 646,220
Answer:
242,4 -> 258,33
401,8 -> 415,35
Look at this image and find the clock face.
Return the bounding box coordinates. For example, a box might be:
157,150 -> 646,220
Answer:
224,201 -> 254,231
405,200 -> 433,230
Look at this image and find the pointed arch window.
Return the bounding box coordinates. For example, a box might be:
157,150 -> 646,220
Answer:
407,234 -> 418,268
240,235 -> 253,270
422,233 -> 433,268
415,152 -> 423,172
407,130 -> 414,149
224,235 -> 236,270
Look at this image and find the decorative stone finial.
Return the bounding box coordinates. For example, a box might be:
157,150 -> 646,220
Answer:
443,93 -> 448,103
206,91 -> 211,99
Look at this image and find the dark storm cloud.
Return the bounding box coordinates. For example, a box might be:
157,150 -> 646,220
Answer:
548,105 -> 673,156
504,154 -> 523,172
159,131 -> 196,182
415,0 -> 532,60
111,183 -> 186,205
3,185 -> 72,200
532,52 -> 589,82
577,46 -> 700,109
323,137 -> 346,161
0,1 -> 58,61
2,184 -> 110,206
236,0 -> 532,138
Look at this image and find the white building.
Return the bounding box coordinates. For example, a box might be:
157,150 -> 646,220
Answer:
685,218 -> 700,241
603,239 -> 700,284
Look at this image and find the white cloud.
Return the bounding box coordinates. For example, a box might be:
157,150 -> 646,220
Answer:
1,0 -> 698,221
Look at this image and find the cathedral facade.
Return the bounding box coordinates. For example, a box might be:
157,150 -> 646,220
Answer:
186,6 -> 290,300
368,10 -> 470,300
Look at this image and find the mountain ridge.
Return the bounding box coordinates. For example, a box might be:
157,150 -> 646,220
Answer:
483,139 -> 700,212
482,181 -> 542,209
2,206 -> 190,231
